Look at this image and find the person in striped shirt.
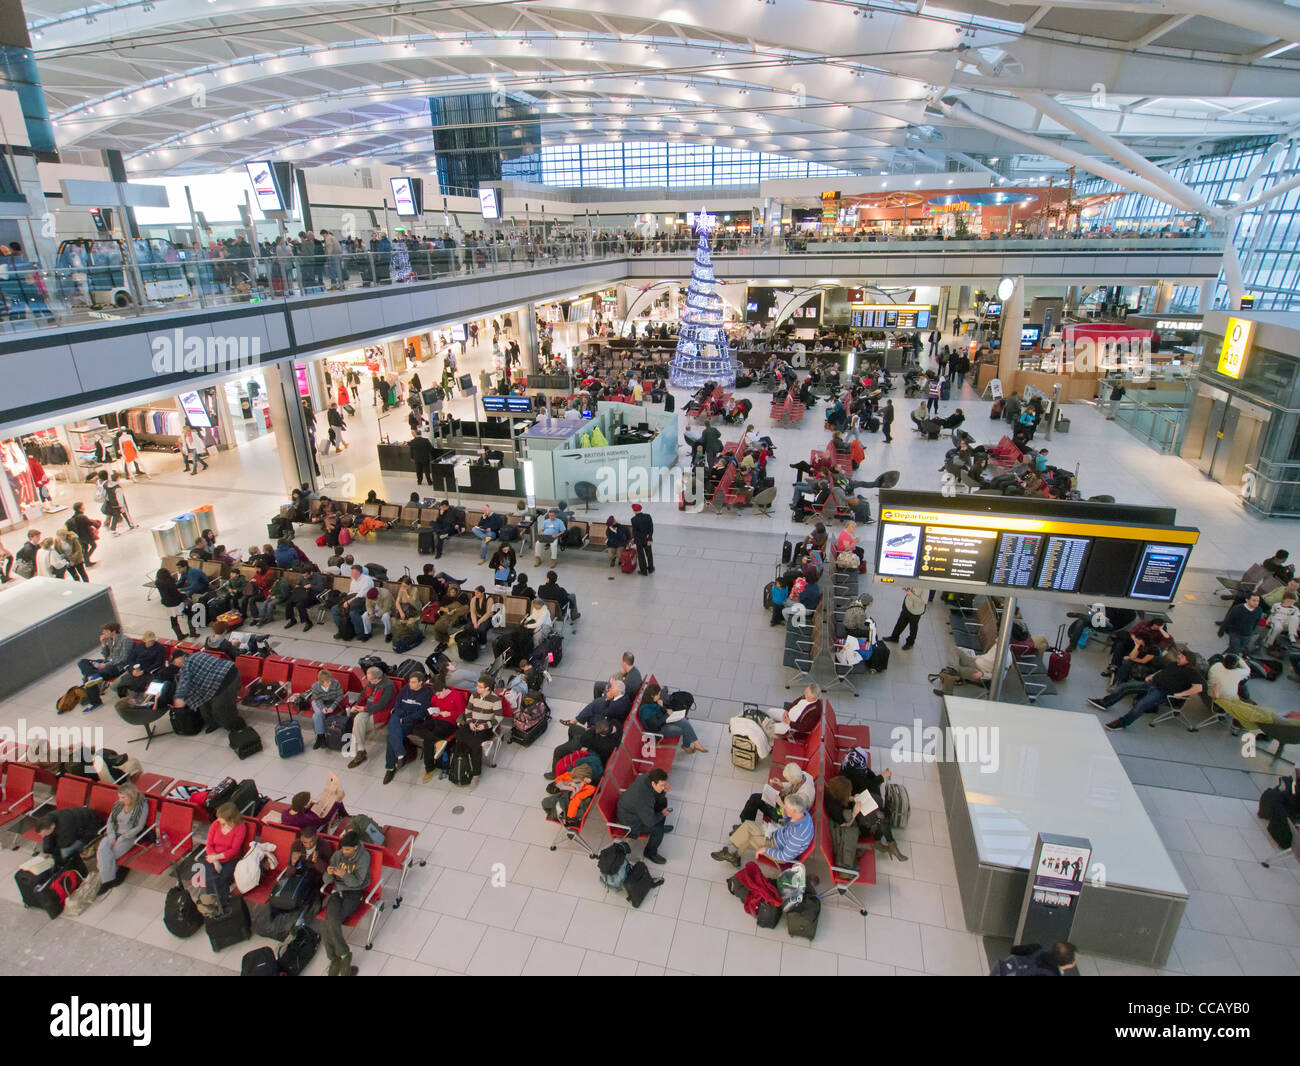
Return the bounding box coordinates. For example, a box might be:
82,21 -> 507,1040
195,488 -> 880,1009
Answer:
455,675 -> 503,779
711,793 -> 814,867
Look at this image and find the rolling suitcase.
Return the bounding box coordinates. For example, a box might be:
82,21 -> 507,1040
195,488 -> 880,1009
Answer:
885,782 -> 911,830
619,547 -> 638,573
205,897 -> 252,952
1047,623 -> 1071,681
509,695 -> 549,746
274,706 -> 304,759
866,641 -> 890,673
417,530 -> 436,555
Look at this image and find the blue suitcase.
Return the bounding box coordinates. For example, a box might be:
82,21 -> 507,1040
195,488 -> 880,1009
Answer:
274,706 -> 304,758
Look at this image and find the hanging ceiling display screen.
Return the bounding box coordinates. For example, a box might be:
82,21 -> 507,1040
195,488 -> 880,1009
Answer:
391,178 -> 417,217
873,493 -> 1199,605
245,162 -> 283,213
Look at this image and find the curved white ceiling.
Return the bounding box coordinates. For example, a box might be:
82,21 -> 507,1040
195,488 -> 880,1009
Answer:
24,0 -> 1300,177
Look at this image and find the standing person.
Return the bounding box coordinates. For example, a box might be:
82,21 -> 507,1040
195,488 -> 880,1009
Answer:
327,403 -> 349,450
41,536 -> 70,579
955,349 -> 970,392
409,431 -> 434,486
884,586 -> 926,650
181,425 -> 208,475
951,314 -> 962,337
926,375 -> 941,415
56,530 -> 88,582
630,503 -> 654,576
171,648 -> 241,733
156,567 -> 194,640
928,328 -> 940,360
881,398 -> 894,443
65,502 -> 100,567
13,529 -> 40,579
100,473 -> 135,534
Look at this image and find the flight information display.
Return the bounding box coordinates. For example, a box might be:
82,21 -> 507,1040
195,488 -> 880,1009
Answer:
990,532 -> 1044,588
873,494 -> 1199,604
919,527 -> 997,582
1130,543 -> 1191,600
1036,536 -> 1092,592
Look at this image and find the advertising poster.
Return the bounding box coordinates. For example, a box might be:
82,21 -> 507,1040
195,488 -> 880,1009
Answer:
878,523 -> 921,577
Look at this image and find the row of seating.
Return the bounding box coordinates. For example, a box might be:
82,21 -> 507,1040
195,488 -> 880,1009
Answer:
770,389 -> 807,427
0,759 -> 422,945
546,673 -> 683,858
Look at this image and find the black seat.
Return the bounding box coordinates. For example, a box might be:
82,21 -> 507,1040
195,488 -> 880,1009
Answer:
115,698 -> 172,751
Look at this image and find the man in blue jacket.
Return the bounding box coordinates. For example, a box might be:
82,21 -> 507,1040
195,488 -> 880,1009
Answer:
175,559 -> 210,597
472,505 -> 503,562
383,670 -> 432,784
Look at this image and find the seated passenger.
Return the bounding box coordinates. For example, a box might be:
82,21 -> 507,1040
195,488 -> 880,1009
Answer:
456,675 -> 504,778
343,666 -> 395,770
825,769 -> 907,861
413,679 -> 470,781
710,793 -> 814,868
562,677 -> 630,732
282,788 -> 347,831
637,681 -> 707,754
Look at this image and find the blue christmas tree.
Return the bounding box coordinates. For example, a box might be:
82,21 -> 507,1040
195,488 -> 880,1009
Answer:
669,208 -> 737,388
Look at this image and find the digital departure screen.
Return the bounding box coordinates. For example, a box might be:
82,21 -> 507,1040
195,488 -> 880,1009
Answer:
990,532 -> 1044,588
1036,535 -> 1092,592
1130,544 -> 1191,601
873,493 -> 1199,604
919,527 -> 997,582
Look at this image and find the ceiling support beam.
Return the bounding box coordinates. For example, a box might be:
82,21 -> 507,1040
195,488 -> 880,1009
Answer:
932,97 -> 1192,208
1160,0 -> 1300,49
1129,13 -> 1192,49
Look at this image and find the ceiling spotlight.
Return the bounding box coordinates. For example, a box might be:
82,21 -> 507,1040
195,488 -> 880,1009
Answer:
714,49 -> 725,58
738,88 -> 748,95
460,36 -> 470,47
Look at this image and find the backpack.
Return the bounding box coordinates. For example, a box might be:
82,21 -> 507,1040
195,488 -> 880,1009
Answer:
447,747 -> 474,786
56,686 -> 86,713
842,595 -> 874,637
597,841 -> 631,890
348,814 -> 386,846
990,953 -> 1040,976
624,861 -> 658,908
241,946 -> 280,976
561,527 -> 584,548
277,924 -> 321,976
164,885 -> 203,938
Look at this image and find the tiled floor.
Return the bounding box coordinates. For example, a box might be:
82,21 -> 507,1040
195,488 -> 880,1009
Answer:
1,331 -> 1297,976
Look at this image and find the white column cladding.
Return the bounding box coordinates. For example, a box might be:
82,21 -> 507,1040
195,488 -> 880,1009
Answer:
263,362 -> 317,494
998,276 -> 1026,384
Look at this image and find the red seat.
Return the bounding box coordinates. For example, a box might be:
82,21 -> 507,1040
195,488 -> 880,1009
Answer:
710,464 -> 749,511
622,716 -> 675,773
290,663 -> 320,696
313,843 -> 386,950
122,798 -> 195,876
88,782 -> 119,819
241,824 -> 298,905
823,702 -> 871,755
234,654 -> 264,691
380,826 -> 426,907
0,763 -> 37,832
134,772 -> 175,797
595,749 -> 639,841
246,656 -> 291,702
815,783 -> 877,914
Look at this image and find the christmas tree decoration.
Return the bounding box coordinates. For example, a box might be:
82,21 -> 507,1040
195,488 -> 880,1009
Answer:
390,239 -> 415,284
668,207 -> 737,389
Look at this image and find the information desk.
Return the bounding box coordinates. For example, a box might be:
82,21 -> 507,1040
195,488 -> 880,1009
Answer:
0,578 -> 119,702
937,697 -> 1187,966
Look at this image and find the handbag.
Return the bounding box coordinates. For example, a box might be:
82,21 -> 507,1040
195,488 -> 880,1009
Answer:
14,556 -> 35,579
494,566 -> 511,584
836,551 -> 859,569
338,528 -> 352,546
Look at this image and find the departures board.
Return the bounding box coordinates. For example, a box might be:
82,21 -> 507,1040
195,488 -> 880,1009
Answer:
873,491 -> 1199,607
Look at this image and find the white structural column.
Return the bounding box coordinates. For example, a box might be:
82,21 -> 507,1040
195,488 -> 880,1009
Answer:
1197,279 -> 1216,314
998,276 -> 1025,384
263,362 -> 318,494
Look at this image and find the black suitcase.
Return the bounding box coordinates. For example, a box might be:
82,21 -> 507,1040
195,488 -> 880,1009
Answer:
229,724 -> 263,760
336,610 -> 355,642
663,393 -> 675,413
241,946 -> 280,976
205,897 -> 251,951
164,885 -> 203,938
785,894 -> 822,939
321,712 -> 348,751
417,530 -> 436,555
455,629 -> 481,662
755,899 -> 782,929
510,707 -> 549,747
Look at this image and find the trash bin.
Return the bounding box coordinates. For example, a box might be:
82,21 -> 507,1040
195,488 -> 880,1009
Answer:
152,521 -> 182,559
193,504 -> 218,537
172,512 -> 200,545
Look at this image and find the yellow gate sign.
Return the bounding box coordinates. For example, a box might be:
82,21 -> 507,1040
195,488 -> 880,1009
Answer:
1217,317 -> 1254,379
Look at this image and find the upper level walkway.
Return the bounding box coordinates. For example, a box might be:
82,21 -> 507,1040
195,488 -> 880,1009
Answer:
0,235 -> 1222,434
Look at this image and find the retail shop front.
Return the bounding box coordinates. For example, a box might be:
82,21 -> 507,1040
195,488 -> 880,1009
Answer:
1183,311 -> 1300,517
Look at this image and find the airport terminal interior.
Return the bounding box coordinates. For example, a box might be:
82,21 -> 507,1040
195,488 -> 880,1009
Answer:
0,0 -> 1298,980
